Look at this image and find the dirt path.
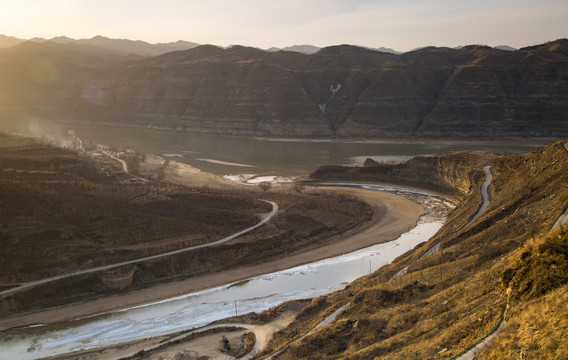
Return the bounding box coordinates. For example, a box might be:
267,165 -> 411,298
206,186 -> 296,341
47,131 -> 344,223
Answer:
552,143 -> 568,229
465,165 -> 493,227
48,311 -> 298,360
101,149 -> 129,174
453,308 -> 507,360
264,303 -> 351,360
140,313 -> 295,360
0,201 -> 278,298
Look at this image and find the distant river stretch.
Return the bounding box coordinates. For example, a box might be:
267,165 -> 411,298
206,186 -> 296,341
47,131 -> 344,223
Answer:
16,122 -> 540,176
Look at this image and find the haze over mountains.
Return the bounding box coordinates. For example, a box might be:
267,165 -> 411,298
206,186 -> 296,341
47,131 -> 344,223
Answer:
0,34 -> 199,57
0,34 -> 517,57
0,35 -> 566,139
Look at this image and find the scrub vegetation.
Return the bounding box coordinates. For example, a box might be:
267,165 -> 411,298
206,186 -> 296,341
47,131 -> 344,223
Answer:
261,140 -> 568,359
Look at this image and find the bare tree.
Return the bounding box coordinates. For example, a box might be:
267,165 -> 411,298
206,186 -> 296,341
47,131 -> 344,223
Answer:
293,181 -> 304,193
258,181 -> 272,192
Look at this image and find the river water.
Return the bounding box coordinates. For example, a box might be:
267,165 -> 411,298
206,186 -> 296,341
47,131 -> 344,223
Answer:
14,122 -> 540,176
0,125 -> 539,359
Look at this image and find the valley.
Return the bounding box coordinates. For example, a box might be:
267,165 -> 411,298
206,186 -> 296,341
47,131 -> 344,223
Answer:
0,36 -> 566,355
0,3 -> 566,359
258,140 -> 568,359
0,133 -> 376,316
0,129 -> 566,359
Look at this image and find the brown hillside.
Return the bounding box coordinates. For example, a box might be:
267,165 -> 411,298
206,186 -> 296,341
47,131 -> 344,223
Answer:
262,140 -> 568,359
0,40 -> 567,139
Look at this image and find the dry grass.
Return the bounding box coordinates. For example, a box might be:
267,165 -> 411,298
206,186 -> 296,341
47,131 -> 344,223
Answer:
478,285 -> 568,360
262,140 -> 568,359
476,228 -> 568,360
235,332 -> 256,358
0,139 -> 267,283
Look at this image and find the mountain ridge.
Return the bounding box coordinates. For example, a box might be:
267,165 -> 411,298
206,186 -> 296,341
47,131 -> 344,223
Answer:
0,38 -> 567,139
0,34 -> 199,56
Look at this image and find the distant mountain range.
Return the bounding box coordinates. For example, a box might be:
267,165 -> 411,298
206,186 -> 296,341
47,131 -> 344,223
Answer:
0,34 -> 518,56
0,36 -> 565,139
0,34 -> 199,56
267,45 -> 403,55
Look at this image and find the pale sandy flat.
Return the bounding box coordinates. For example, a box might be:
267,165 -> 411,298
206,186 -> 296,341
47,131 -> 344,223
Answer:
164,160 -> 239,188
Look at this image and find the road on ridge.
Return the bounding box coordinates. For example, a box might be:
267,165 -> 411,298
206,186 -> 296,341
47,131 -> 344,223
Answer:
455,142 -> 568,359
552,142 -> 568,229
465,165 -> 493,227
0,201 -> 278,298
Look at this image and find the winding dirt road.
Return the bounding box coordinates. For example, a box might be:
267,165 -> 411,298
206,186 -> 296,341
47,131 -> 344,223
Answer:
0,201 -> 278,298
465,165 -> 493,227
552,143 -> 568,229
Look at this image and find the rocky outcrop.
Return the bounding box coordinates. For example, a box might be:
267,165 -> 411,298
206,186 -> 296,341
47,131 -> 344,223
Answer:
310,151 -> 497,198
97,267 -> 136,289
0,40 -> 567,138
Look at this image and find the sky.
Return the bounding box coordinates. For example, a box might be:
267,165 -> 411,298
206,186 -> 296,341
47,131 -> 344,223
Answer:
1,0 -> 566,51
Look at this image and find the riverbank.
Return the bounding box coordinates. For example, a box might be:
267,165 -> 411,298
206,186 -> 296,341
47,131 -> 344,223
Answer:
0,185 -> 424,332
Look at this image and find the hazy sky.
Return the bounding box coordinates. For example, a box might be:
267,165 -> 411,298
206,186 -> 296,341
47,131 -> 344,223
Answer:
1,0 -> 566,51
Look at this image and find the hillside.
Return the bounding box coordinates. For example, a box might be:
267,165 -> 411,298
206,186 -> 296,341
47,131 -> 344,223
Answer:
0,39 -> 567,139
256,140 -> 568,359
311,151 -> 498,198
0,133 -> 372,315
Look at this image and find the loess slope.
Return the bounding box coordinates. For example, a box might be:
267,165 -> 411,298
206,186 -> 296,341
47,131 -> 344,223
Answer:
261,140 -> 568,359
0,40 -> 567,139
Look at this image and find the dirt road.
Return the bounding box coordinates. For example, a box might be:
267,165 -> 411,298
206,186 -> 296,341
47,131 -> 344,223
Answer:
0,201 -> 278,298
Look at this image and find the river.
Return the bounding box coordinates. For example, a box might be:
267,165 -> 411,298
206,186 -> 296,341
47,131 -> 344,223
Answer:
15,122 -> 540,176
1,223 -> 442,359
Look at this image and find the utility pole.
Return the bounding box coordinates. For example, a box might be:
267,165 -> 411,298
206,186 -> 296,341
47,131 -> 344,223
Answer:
234,300 -> 238,317
369,261 -> 372,274
439,251 -> 443,283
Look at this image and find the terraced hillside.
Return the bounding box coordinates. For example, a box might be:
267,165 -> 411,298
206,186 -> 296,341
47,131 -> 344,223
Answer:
0,39 -> 567,139
0,135 -> 268,285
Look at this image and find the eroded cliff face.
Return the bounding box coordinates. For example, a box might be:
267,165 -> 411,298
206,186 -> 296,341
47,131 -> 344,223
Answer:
0,40 -> 567,138
310,151 -> 496,198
